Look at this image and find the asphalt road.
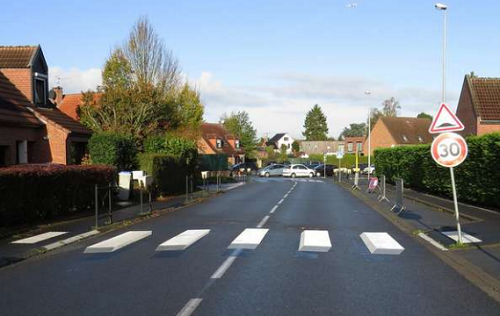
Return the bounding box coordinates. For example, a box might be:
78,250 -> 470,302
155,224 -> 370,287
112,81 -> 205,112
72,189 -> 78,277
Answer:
1,177 -> 499,315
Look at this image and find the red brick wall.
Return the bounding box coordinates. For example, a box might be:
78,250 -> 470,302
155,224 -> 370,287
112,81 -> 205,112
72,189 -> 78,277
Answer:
477,122 -> 500,136
456,79 -> 478,136
364,120 -> 396,155
1,68 -> 33,102
0,125 -> 49,165
45,122 -> 69,164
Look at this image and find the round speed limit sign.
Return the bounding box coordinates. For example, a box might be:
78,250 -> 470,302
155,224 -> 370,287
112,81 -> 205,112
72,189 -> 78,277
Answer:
431,132 -> 468,168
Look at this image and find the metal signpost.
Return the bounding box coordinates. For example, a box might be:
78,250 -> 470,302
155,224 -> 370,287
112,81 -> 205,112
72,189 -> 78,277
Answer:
377,175 -> 389,202
336,151 -> 343,183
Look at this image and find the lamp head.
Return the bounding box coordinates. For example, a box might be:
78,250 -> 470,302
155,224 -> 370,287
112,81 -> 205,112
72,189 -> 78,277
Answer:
435,3 -> 447,10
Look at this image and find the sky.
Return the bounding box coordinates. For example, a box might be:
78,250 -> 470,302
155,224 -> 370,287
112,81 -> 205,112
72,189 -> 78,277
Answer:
2,0 -> 499,139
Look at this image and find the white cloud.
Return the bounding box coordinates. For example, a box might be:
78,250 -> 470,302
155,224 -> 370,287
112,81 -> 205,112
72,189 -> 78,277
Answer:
194,71 -> 457,139
49,67 -> 102,94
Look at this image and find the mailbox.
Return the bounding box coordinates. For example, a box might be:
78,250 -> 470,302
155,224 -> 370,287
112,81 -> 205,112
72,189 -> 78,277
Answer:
201,171 -> 209,179
138,175 -> 153,188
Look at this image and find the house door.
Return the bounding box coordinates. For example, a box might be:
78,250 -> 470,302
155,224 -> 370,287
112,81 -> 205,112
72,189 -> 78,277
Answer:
16,140 -> 28,164
0,146 -> 7,166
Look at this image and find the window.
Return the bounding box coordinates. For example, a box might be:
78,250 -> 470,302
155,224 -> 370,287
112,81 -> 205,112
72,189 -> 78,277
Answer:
347,142 -> 353,152
287,144 -> 290,149
235,140 -> 240,149
339,144 -> 345,153
216,139 -> 222,148
284,137 -> 289,141
357,142 -> 362,152
34,78 -> 46,105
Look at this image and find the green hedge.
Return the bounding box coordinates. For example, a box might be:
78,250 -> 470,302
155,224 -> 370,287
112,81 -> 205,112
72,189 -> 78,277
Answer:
139,153 -> 196,195
88,131 -> 138,171
198,154 -> 228,171
374,133 -> 500,208
0,164 -> 116,227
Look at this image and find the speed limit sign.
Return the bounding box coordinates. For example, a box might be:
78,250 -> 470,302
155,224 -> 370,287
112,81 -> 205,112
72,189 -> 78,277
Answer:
431,132 -> 468,168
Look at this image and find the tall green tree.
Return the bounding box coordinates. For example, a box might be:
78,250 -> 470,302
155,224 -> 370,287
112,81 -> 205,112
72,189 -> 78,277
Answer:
303,104 -> 329,141
221,111 -> 258,156
292,140 -> 300,153
339,123 -> 367,140
279,144 -> 288,162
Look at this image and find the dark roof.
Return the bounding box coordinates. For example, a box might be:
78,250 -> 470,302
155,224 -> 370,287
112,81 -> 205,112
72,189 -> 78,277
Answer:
34,107 -> 92,135
467,76 -> 500,121
0,70 -> 41,127
268,133 -> 286,144
200,123 -> 242,156
380,117 -> 433,144
0,46 -> 39,68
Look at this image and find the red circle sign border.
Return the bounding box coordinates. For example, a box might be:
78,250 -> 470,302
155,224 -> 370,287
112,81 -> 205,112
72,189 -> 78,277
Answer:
431,133 -> 468,168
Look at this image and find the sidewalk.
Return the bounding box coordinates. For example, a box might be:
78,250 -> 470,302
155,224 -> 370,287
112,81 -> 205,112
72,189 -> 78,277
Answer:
342,175 -> 500,283
0,183 -> 245,268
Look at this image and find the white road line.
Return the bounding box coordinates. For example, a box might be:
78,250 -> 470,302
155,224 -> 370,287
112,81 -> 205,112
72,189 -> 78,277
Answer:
360,232 -> 404,255
156,230 -> 210,251
84,231 -> 152,253
284,194 -> 289,198
299,230 -> 332,252
278,199 -> 284,205
228,228 -> 269,250
176,298 -> 203,316
270,205 -> 278,214
418,233 -> 448,251
43,230 -> 99,251
256,216 -> 270,228
12,232 -> 68,244
211,253 -> 239,279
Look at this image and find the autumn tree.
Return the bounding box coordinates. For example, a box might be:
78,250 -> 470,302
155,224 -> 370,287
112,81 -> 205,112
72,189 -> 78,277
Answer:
221,111 -> 258,156
303,104 -> 329,141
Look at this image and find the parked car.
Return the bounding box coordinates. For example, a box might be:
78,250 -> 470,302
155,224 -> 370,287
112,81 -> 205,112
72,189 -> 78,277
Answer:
351,163 -> 368,173
230,162 -> 258,174
362,165 -> 375,175
258,164 -> 285,177
314,164 -> 338,177
283,164 -> 316,178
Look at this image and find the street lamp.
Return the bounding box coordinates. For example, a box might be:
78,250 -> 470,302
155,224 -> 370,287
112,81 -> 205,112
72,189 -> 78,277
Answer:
435,3 -> 447,102
365,91 -> 372,183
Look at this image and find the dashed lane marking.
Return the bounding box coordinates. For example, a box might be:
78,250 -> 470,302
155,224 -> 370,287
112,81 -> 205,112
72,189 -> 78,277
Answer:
176,298 -> 203,316
256,216 -> 270,228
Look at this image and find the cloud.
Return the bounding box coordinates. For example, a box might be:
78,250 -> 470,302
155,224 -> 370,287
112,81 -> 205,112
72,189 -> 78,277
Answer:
49,67 -> 102,93
193,71 -> 456,139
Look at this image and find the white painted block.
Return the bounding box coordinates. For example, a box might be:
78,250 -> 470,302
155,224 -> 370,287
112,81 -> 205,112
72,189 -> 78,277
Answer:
228,228 -> 269,249
360,232 -> 404,255
84,231 -> 152,253
156,229 -> 210,251
299,230 -> 332,252
442,231 -> 482,244
12,232 -> 68,244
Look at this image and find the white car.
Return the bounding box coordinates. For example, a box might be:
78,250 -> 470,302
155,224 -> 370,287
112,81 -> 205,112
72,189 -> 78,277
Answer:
362,165 -> 375,175
283,164 -> 315,178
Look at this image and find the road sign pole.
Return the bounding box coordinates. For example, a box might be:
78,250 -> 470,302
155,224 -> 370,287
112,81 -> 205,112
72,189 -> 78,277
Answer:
449,167 -> 463,244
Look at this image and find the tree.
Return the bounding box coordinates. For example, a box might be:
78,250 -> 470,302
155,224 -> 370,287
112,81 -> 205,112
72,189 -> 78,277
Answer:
292,140 -> 300,153
265,145 -> 276,160
173,83 -> 204,130
381,97 -> 401,117
368,108 -> 383,131
339,123 -> 367,140
279,144 -> 288,162
417,112 -> 433,121
221,111 -> 258,155
303,104 -> 328,141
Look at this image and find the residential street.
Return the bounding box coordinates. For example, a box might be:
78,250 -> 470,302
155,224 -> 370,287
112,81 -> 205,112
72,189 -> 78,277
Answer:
1,178 -> 500,316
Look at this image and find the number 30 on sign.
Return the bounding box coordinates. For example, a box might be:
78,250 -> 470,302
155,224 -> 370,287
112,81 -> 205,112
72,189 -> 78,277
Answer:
431,133 -> 468,168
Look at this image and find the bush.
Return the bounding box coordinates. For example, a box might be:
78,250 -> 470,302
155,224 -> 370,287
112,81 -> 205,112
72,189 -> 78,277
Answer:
88,131 -> 138,171
139,153 -> 196,195
374,133 -> 500,208
198,154 -> 228,171
0,164 -> 117,227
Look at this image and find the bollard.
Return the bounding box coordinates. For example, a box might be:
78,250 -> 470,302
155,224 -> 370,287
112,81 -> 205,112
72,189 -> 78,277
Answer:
95,184 -> 99,229
108,183 -> 113,224
140,184 -> 144,214
185,175 -> 189,202
190,175 -> 194,199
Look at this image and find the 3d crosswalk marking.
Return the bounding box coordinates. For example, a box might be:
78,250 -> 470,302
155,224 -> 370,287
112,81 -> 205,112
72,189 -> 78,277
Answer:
12,232 -> 68,244
360,232 -> 404,255
228,228 -> 269,250
299,230 -> 332,252
84,231 -> 152,253
442,231 -> 482,244
156,230 -> 210,251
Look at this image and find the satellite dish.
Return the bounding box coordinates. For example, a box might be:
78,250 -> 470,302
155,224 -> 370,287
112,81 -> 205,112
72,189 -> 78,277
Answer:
49,89 -> 57,100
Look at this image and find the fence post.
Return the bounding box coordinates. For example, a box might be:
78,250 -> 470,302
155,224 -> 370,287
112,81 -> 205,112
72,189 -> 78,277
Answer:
108,183 -> 113,224
378,175 -> 389,203
94,184 -> 99,229
185,175 -> 189,202
190,175 -> 194,199
140,184 -> 144,214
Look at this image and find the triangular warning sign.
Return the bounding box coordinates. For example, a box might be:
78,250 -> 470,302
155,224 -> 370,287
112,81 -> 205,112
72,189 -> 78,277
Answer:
429,103 -> 465,134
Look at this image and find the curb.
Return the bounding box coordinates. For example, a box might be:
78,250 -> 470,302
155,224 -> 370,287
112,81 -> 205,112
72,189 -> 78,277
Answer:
339,182 -> 500,304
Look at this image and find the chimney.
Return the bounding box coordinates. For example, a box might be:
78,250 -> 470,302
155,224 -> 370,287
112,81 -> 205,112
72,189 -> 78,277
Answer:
50,86 -> 64,105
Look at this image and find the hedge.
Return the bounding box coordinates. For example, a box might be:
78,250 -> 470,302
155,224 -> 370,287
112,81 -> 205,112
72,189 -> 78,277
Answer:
0,164 -> 116,227
198,154 -> 228,171
139,153 -> 196,195
88,131 -> 138,171
374,132 -> 500,208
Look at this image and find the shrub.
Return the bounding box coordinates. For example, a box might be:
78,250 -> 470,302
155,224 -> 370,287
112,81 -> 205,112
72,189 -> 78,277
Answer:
198,154 -> 228,171
0,164 -> 116,227
374,132 -> 500,208
88,131 -> 138,171
139,153 -> 196,195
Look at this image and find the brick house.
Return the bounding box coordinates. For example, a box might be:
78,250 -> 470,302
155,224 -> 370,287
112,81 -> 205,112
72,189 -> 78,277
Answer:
344,136 -> 366,155
456,75 -> 500,136
300,141 -> 340,155
0,46 -> 92,166
54,88 -> 102,121
197,123 -> 244,165
364,117 -> 432,155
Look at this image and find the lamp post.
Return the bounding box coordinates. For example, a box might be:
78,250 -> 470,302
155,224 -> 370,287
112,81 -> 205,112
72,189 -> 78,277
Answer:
365,91 -> 372,183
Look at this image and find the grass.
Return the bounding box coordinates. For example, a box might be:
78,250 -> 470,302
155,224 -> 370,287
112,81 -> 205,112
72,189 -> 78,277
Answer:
412,229 -> 425,235
448,242 -> 472,250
